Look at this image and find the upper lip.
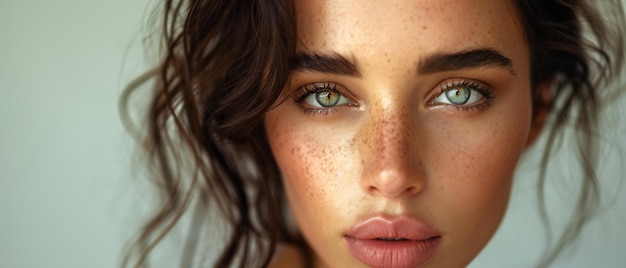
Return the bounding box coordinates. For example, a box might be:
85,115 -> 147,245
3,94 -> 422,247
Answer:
345,215 -> 440,241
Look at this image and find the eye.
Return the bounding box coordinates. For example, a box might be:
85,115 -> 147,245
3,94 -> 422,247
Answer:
296,82 -> 353,108
432,79 -> 493,106
434,86 -> 482,105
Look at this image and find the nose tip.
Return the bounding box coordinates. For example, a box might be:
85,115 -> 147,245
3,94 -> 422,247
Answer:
366,165 -> 425,198
359,107 -> 426,198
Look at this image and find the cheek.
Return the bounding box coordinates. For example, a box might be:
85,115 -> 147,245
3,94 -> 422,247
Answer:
265,122 -> 338,198
435,122 -> 521,219
427,94 -> 531,258
264,111 -> 356,244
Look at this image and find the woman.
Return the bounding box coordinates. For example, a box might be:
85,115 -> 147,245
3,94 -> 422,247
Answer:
121,0 -> 625,267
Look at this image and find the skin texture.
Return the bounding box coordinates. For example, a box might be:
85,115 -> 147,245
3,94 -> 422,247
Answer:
265,0 -> 533,267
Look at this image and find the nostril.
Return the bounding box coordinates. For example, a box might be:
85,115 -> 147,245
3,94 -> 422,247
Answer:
367,186 -> 379,195
406,186 -> 417,194
364,169 -> 426,197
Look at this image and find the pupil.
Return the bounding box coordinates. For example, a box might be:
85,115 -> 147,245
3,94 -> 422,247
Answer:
316,90 -> 340,107
445,87 -> 470,105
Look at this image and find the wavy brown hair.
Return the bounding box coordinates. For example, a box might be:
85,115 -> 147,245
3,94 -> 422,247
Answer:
120,0 -> 624,267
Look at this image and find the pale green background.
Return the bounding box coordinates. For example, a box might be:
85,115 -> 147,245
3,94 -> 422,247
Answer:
1,1 -> 625,267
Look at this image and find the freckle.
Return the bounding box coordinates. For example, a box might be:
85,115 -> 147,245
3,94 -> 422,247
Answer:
422,25 -> 427,30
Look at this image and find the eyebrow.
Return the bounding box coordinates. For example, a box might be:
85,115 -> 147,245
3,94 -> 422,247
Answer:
289,48 -> 514,77
418,48 -> 515,75
290,52 -> 361,77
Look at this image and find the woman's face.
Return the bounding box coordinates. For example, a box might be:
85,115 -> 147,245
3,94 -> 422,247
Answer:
265,0 -> 532,267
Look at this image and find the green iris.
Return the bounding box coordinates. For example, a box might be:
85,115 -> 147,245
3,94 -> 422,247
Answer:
445,87 -> 471,105
315,90 -> 340,107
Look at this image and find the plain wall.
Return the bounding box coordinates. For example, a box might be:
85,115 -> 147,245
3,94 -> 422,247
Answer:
1,1 -> 625,267
1,1 -> 152,267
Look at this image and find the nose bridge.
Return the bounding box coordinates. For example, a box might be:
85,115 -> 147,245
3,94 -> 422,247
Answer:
360,101 -> 424,197
376,106 -> 412,166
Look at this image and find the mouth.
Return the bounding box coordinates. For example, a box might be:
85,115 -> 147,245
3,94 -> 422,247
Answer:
344,216 -> 441,268
375,237 -> 409,241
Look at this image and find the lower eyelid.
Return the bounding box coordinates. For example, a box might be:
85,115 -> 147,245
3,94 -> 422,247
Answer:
302,107 -> 340,117
456,102 -> 491,112
432,102 -> 491,114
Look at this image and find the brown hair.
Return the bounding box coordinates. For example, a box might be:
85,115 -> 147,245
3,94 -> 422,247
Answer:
120,0 -> 624,267
515,0 -> 624,265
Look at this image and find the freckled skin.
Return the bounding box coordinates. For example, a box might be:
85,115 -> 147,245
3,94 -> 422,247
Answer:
265,0 -> 532,267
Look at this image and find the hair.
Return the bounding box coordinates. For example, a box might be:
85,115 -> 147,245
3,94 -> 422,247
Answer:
120,0 -> 625,267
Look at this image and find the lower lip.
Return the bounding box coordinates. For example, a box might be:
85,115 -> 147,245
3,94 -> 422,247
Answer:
344,236 -> 440,268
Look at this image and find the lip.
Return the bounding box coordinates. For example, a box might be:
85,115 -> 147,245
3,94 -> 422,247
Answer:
344,216 -> 441,268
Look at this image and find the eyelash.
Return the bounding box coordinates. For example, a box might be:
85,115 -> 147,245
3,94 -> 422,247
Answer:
293,79 -> 495,116
293,82 -> 354,117
432,79 -> 495,112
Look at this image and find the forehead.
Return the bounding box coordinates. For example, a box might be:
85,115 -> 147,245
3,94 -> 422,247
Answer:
294,0 -> 524,59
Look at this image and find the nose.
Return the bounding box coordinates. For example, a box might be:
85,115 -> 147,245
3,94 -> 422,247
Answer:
359,104 -> 426,198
